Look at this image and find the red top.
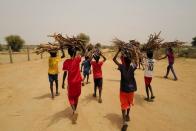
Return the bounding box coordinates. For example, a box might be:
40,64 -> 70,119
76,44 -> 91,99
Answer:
167,52 -> 174,64
63,56 -> 82,85
91,61 -> 104,79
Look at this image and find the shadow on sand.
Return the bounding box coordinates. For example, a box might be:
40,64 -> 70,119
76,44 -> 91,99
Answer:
106,79 -> 120,82
33,93 -> 51,99
154,75 -> 175,81
47,107 -> 72,127
104,113 -> 122,129
134,93 -> 145,106
80,94 -> 97,105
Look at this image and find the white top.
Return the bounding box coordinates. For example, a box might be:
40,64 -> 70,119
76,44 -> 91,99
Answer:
144,58 -> 155,77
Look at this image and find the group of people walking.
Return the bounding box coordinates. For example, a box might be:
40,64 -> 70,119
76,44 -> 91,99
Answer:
47,46 -> 178,131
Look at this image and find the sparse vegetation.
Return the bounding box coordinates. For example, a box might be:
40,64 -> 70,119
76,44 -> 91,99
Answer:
178,47 -> 196,58
76,33 -> 90,46
191,36 -> 196,47
95,43 -> 101,48
5,35 -> 25,52
0,44 -> 3,51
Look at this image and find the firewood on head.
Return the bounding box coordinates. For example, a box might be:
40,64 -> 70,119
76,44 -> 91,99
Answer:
35,33 -> 87,55
142,31 -> 164,51
161,40 -> 185,48
112,38 -> 138,63
84,43 -> 95,57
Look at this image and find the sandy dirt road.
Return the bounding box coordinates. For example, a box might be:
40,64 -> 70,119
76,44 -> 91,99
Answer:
0,58 -> 196,131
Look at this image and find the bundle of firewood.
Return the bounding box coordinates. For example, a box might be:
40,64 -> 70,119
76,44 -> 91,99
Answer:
84,44 -> 95,57
142,32 -> 164,51
129,40 -> 140,48
129,40 -> 142,55
84,42 -> 104,58
112,38 -> 138,62
34,33 -> 86,54
161,40 -> 185,48
34,42 -> 60,54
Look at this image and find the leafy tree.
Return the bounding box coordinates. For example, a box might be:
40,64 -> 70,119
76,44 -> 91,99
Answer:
76,33 -> 90,46
95,43 -> 101,48
191,36 -> 196,47
0,44 -> 3,51
5,35 -> 25,52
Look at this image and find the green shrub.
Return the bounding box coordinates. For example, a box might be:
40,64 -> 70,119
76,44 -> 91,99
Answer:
0,44 -> 3,51
5,35 -> 25,52
178,47 -> 196,58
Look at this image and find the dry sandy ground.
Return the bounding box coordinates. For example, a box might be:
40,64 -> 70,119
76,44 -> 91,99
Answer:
0,52 -> 48,64
0,57 -> 196,131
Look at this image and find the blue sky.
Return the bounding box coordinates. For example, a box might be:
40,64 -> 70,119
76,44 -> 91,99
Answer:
0,0 -> 196,45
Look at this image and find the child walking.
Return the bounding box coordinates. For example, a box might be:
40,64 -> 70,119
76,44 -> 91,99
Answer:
48,49 -> 65,99
81,56 -> 91,86
62,47 -> 85,124
90,52 -> 106,103
144,50 -> 155,102
113,49 -> 137,131
159,47 -> 178,80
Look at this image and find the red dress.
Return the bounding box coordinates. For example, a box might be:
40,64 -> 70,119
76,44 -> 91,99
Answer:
63,56 -> 82,105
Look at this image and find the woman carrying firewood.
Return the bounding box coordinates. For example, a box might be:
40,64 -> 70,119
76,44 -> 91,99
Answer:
159,47 -> 178,81
62,46 -> 85,124
113,49 -> 137,131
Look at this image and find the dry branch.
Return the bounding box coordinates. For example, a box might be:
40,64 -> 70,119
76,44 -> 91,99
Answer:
161,40 -> 185,48
112,38 -> 139,63
34,33 -> 86,54
142,31 -> 164,51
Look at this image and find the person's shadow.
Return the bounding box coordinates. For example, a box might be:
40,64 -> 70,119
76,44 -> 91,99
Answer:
104,113 -> 122,129
155,75 -> 165,79
134,93 -> 145,106
33,93 -> 51,99
80,94 -> 97,105
105,78 -> 120,82
47,107 -> 72,127
155,75 -> 174,81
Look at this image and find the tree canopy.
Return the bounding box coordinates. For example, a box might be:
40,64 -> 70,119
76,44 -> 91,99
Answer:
76,33 -> 90,46
5,35 -> 25,52
191,36 -> 196,47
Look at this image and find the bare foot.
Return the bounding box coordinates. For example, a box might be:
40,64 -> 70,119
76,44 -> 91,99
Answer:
62,84 -> 65,89
55,92 -> 60,96
72,113 -> 78,124
121,123 -> 128,131
126,115 -> 130,122
144,98 -> 153,102
93,94 -> 96,97
98,98 -> 102,103
151,96 -> 155,99
51,95 -> 54,100
164,76 -> 168,79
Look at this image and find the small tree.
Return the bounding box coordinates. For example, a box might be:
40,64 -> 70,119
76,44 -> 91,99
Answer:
191,36 -> 196,47
0,44 -> 3,51
95,43 -> 101,48
76,33 -> 90,46
5,35 -> 25,52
